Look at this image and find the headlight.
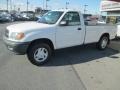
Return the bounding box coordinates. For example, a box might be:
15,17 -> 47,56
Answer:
6,16 -> 10,19
10,32 -> 25,40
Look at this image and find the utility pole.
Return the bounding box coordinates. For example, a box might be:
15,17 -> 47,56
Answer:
27,0 -> 29,16
66,2 -> 69,9
45,0 -> 48,10
7,0 -> 8,11
10,0 -> 12,11
84,4 -> 88,14
45,0 -> 50,10
14,5 -> 16,11
0,0 -> 1,10
43,0 -> 44,10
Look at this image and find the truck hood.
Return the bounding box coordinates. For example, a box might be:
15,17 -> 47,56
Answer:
7,22 -> 53,32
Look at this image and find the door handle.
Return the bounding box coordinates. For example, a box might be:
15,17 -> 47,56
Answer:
78,28 -> 81,30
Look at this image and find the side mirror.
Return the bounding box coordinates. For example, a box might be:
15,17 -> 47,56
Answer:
60,21 -> 67,26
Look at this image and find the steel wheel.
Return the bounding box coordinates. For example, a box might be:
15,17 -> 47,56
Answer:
97,36 -> 109,50
34,48 -> 48,62
101,37 -> 108,49
27,43 -> 52,66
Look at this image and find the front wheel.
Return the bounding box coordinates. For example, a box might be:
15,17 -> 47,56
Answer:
97,36 -> 109,50
27,43 -> 52,66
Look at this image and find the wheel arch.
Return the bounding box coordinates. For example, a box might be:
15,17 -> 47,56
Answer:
27,38 -> 55,53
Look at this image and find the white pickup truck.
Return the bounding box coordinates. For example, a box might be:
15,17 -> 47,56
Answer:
117,24 -> 120,37
3,10 -> 117,66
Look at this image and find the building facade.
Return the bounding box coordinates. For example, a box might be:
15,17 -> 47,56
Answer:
100,0 -> 120,23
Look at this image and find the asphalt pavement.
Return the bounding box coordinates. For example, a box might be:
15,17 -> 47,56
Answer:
0,22 -> 86,90
0,22 -> 120,90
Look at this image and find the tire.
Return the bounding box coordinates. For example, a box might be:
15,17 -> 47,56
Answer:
27,43 -> 52,66
97,36 -> 109,50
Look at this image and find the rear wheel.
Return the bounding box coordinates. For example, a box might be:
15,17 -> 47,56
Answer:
27,43 -> 52,66
97,36 -> 109,50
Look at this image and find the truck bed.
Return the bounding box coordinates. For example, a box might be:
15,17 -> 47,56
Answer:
85,25 -> 117,44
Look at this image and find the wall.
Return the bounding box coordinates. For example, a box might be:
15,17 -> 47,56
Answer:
100,0 -> 120,11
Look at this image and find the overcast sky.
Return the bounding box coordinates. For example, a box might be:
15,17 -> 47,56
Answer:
0,0 -> 101,14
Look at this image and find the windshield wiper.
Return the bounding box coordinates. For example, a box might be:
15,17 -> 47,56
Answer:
37,20 -> 49,24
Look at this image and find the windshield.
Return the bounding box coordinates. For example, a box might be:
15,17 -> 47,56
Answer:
38,11 -> 63,24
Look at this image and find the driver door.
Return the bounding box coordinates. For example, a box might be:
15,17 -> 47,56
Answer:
56,12 -> 85,49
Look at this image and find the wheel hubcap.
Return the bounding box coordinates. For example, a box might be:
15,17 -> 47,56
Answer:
34,48 -> 48,62
101,38 -> 108,49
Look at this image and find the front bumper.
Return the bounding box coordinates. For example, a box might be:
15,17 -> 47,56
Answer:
0,17 -> 10,22
3,37 -> 30,55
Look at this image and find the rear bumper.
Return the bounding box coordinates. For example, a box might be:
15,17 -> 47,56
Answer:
3,37 -> 30,55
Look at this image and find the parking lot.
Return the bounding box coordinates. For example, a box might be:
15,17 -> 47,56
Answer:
0,22 -> 120,90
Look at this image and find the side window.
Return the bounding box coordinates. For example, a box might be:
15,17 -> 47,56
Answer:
62,12 -> 81,26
